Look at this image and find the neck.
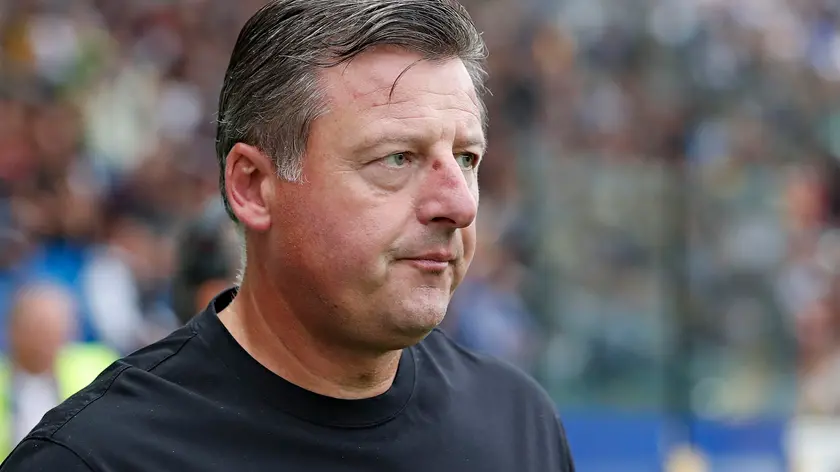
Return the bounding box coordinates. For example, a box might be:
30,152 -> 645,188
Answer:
218,275 -> 401,400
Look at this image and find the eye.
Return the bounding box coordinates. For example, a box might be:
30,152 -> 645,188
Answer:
455,152 -> 479,170
382,152 -> 411,168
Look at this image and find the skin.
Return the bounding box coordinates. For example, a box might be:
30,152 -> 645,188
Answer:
10,285 -> 76,374
195,280 -> 234,315
220,46 -> 484,399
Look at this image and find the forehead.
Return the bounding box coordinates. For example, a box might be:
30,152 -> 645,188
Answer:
321,48 -> 483,129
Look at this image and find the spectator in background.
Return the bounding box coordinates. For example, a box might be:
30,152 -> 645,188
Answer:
170,200 -> 240,325
446,213 -> 540,372
0,283 -> 116,455
796,229 -> 840,415
81,203 -> 178,355
0,205 -> 30,353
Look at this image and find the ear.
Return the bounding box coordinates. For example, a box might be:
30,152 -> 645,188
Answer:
224,143 -> 274,232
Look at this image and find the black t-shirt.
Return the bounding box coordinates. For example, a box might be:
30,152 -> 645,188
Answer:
1,289 -> 575,471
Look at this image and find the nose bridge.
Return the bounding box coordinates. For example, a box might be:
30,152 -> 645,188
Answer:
434,149 -> 467,188
419,150 -> 477,228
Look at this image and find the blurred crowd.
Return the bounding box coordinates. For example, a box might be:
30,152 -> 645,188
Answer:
3,0 -> 840,422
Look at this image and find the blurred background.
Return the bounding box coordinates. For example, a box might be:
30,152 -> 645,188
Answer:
2,0 -> 840,470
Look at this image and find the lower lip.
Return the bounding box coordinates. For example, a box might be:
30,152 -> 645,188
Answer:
403,259 -> 451,272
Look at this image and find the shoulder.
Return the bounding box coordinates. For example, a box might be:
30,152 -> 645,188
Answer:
419,330 -> 575,470
2,438 -> 94,471
420,328 -> 557,411
18,324 -> 202,460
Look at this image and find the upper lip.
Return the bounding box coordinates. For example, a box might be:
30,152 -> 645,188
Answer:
404,251 -> 456,263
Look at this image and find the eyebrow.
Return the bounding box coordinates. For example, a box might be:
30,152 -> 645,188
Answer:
456,135 -> 487,154
355,130 -> 487,155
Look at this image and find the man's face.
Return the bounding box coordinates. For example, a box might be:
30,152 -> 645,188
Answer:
262,48 -> 484,350
11,287 -> 75,373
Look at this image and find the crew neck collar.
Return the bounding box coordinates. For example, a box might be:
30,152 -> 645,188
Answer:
194,288 -> 417,428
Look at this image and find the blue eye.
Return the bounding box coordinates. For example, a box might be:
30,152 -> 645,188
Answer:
455,153 -> 478,170
383,153 -> 410,168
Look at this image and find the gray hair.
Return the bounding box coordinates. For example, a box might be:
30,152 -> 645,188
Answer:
215,0 -> 489,223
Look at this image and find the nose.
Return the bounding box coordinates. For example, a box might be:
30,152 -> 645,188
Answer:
416,155 -> 478,229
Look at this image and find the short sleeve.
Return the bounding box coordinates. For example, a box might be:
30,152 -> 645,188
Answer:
0,438 -> 93,471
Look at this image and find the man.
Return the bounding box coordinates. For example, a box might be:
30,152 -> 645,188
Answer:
1,1 -> 575,470
170,200 -> 240,325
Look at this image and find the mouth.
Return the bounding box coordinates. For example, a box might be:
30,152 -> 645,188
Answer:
402,259 -> 451,272
399,253 -> 456,272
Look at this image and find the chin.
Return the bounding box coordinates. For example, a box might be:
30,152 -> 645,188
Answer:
383,298 -> 449,346
377,325 -> 440,351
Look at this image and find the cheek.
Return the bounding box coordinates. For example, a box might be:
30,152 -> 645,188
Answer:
282,195 -> 392,275
462,225 -> 477,264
